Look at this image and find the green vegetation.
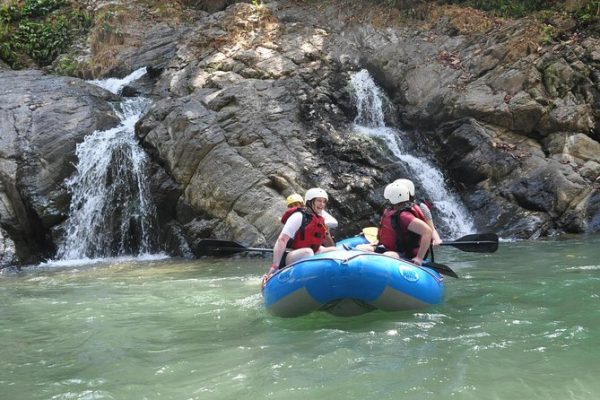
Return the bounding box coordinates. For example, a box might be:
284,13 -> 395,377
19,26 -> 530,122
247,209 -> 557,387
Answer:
0,0 -> 92,69
574,0 -> 600,27
52,50 -> 81,75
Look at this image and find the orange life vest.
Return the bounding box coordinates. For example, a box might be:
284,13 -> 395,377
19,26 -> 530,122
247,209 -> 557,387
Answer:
281,207 -> 327,252
377,203 -> 427,258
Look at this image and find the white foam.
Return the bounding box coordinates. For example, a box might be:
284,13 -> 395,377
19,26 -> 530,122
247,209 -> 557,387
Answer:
90,67 -> 147,94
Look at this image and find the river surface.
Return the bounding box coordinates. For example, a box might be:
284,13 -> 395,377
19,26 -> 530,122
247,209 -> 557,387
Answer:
1,236 -> 599,400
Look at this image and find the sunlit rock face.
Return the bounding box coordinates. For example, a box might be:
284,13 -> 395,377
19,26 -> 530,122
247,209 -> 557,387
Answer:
3,1 -> 600,266
136,2 -> 600,244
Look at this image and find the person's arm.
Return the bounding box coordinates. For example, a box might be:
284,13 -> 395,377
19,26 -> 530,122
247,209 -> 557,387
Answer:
407,218 -> 432,265
269,233 -> 291,274
322,209 -> 338,229
321,210 -> 337,246
262,233 -> 290,287
419,202 -> 441,246
322,227 -> 335,246
263,212 -> 302,283
431,226 -> 442,246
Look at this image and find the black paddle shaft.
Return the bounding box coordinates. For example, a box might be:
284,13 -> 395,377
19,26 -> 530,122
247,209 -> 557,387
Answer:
197,239 -> 273,256
441,233 -> 499,253
197,239 -> 461,278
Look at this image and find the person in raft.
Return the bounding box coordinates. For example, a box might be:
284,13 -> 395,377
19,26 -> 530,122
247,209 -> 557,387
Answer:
285,193 -> 338,246
358,180 -> 432,265
263,188 -> 338,284
393,178 -> 442,246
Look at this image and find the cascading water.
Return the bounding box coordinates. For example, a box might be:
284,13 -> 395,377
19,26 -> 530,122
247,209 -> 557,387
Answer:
350,69 -> 474,237
57,68 -> 157,260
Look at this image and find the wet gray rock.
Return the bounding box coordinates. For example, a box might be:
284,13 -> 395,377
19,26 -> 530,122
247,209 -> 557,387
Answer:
3,0 -> 600,266
104,24 -> 192,79
86,1 -> 600,247
132,3 -> 413,254
0,70 -> 120,264
0,227 -> 17,267
432,118 -> 596,236
323,12 -> 600,237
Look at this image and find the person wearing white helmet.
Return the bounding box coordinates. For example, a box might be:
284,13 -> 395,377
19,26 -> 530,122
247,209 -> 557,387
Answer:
358,181 -> 432,265
264,188 -> 337,284
393,178 -> 441,246
380,181 -> 432,264
284,193 -> 338,230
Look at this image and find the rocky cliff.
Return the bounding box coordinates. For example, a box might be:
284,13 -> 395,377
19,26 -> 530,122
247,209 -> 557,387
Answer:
1,0 -> 599,267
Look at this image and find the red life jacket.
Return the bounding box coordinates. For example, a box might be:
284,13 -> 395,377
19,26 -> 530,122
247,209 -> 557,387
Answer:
281,207 -> 326,252
377,204 -> 427,258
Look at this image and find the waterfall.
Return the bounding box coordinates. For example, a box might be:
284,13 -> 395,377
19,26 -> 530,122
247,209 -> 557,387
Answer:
57,68 -> 157,260
350,69 -> 474,237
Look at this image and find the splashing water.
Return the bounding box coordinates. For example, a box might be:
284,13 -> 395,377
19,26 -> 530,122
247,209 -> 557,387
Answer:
90,67 -> 148,94
350,69 -> 474,237
57,68 -> 157,260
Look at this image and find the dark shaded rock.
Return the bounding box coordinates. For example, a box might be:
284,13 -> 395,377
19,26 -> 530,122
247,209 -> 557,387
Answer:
434,119 -> 507,185
585,190 -> 600,232
107,25 -> 190,78
0,70 -> 120,264
120,85 -> 141,97
181,0 -> 239,13
509,167 -> 560,213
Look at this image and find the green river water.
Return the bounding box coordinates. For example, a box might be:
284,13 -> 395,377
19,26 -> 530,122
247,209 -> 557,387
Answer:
1,236 -> 599,400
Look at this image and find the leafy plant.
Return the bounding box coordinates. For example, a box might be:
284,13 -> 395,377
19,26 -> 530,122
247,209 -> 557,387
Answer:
0,21 -> 16,64
23,0 -> 67,18
575,0 -> 600,25
53,51 -> 82,76
541,23 -> 557,45
14,16 -> 71,65
0,2 -> 23,24
0,0 -> 92,69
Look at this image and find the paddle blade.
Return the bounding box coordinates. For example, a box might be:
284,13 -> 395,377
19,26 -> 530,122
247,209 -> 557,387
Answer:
425,261 -> 459,279
361,227 -> 378,244
196,239 -> 247,256
459,233 -> 498,243
442,233 -> 499,253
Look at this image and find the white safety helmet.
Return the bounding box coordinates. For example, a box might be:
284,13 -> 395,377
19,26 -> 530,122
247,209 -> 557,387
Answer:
305,187 -> 328,202
384,181 -> 410,205
394,178 -> 415,197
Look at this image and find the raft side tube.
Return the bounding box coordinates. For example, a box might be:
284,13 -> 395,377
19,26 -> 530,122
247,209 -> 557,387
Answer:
263,250 -> 444,317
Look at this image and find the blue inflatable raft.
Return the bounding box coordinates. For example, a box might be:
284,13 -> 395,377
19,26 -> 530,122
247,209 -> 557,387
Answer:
262,247 -> 444,317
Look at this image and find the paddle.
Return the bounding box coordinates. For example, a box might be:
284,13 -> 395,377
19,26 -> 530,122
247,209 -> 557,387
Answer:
360,228 -> 458,278
362,228 -> 498,253
441,233 -> 498,253
421,236 -> 459,279
361,227 -> 378,244
198,238 -> 460,278
424,261 -> 459,279
197,239 -> 273,256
